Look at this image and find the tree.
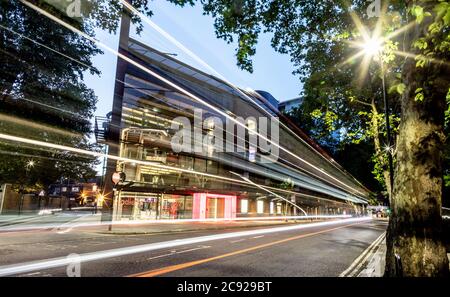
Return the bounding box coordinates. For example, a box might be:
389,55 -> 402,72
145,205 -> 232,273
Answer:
167,0 -> 450,276
0,0 -> 97,191
384,0 -> 450,276
0,0 -> 153,191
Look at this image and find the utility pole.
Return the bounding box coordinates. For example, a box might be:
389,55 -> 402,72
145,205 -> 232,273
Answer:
380,59 -> 394,199
101,1 -> 132,225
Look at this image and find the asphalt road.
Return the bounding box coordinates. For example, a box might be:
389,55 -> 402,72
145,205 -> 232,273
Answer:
0,218 -> 387,277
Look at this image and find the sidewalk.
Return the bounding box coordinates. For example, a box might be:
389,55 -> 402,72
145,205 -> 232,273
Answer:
0,214 -> 46,227
357,234 -> 386,277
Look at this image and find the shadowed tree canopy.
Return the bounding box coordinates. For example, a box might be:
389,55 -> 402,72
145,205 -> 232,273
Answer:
0,0 -> 153,190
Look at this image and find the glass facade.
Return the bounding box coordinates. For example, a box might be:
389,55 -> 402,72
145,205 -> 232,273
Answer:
105,38 -> 370,221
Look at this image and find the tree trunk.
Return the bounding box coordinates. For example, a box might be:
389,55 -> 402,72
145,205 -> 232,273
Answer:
385,1 -> 449,276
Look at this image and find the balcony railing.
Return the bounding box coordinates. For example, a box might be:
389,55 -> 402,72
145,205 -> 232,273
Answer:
94,116 -> 110,144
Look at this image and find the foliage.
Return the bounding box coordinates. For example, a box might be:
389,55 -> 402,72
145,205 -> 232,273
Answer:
0,0 -> 151,191
167,0 -> 449,198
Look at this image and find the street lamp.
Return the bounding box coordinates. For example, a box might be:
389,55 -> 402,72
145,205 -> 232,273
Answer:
20,160 -> 36,215
362,37 -> 383,57
361,37 -> 395,198
26,160 -> 35,168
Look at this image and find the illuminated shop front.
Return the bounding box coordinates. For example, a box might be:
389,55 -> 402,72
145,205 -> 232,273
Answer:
192,193 -> 237,220
114,192 -> 194,220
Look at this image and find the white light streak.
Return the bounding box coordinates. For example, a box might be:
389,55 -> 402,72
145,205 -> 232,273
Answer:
230,171 -> 308,216
19,0 -> 366,200
0,217 -> 371,276
0,214 -> 353,233
119,0 -> 366,195
0,132 -> 364,204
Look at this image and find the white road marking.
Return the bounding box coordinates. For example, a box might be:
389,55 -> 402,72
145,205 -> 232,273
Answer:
145,245 -> 211,261
339,231 -> 386,277
230,239 -> 247,243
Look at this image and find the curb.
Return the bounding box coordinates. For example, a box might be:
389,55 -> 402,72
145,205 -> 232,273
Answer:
339,232 -> 386,277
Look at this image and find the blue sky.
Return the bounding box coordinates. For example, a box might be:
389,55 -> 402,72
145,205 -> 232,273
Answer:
84,0 -> 303,119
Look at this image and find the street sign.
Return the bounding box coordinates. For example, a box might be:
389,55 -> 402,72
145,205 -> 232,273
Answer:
111,172 -> 121,185
112,172 -> 126,185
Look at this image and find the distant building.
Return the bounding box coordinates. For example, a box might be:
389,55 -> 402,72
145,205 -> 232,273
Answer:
279,97 -> 303,113
48,182 -> 99,206
255,90 -> 279,111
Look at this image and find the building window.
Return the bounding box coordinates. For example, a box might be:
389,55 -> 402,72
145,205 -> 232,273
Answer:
257,200 -> 264,214
240,199 -> 248,214
206,160 -> 218,174
247,118 -> 257,133
249,146 -> 256,163
270,201 -> 274,215
194,158 -> 206,172
276,203 -> 282,215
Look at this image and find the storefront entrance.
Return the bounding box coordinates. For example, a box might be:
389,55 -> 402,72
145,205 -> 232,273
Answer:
206,197 -> 225,219
192,193 -> 236,220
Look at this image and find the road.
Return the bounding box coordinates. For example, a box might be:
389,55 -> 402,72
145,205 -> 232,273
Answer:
0,218 -> 387,277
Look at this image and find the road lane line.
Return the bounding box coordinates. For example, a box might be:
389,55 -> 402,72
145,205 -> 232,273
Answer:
145,246 -> 211,261
230,239 -> 247,243
129,222 -> 364,277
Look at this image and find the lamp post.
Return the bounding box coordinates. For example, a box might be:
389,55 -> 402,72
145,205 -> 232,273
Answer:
380,58 -> 394,196
19,160 -> 35,215
361,38 -> 394,198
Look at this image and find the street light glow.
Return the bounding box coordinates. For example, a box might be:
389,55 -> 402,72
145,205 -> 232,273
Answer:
362,37 -> 383,57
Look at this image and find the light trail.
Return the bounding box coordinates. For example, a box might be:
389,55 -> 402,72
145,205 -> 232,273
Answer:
0,217 -> 371,276
0,214 -> 353,233
0,131 -> 366,204
0,132 -> 249,185
0,24 -> 333,198
0,113 -> 81,138
119,0 -> 367,195
121,89 -> 360,201
230,171 -> 308,216
130,222 -> 365,277
19,0 -> 366,200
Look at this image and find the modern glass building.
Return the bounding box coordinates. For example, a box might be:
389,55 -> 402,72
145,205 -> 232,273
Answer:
96,24 -> 370,222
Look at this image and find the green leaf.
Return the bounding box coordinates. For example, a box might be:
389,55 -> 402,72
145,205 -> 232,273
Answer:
444,8 -> 450,25
396,83 -> 406,95
428,22 -> 442,34
415,93 -> 425,102
310,109 -> 323,119
412,5 -> 425,23
413,38 -> 428,50
434,2 -> 449,17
